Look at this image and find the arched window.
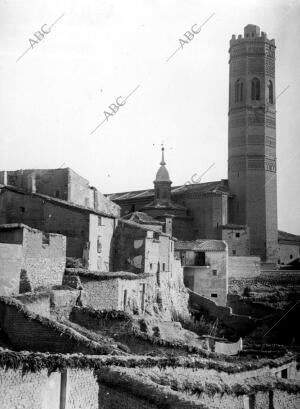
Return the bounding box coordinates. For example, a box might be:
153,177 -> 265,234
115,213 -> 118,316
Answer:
268,80 -> 274,104
251,77 -> 260,100
235,79 -> 243,103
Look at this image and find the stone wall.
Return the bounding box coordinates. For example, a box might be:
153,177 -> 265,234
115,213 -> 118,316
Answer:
228,256 -> 261,279
65,368 -> 98,409
22,227 -> 66,290
0,367 -> 99,409
79,263 -> 189,320
189,290 -> 255,334
14,292 -> 51,317
0,367 -> 60,409
278,243 -> 300,265
227,294 -> 279,318
0,243 -> 22,295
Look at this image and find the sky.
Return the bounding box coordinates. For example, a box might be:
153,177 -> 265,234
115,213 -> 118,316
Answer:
0,0 -> 299,234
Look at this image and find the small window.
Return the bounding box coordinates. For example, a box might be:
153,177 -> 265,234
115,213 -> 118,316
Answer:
55,190 -> 60,198
211,293 -> 218,298
290,254 -> 293,259
233,250 -> 236,255
97,237 -> 102,253
212,269 -> 217,276
281,368 -> 288,379
235,232 -> 240,238
42,233 -> 50,245
150,263 -> 153,270
98,216 -> 102,226
170,241 -> 173,252
162,263 -> 166,271
20,206 -> 25,213
153,232 -> 160,241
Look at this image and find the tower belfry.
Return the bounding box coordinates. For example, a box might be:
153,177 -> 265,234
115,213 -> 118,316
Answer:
228,24 -> 278,262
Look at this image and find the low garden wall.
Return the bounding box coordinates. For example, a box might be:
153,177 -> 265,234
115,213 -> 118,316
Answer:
189,290 -> 255,334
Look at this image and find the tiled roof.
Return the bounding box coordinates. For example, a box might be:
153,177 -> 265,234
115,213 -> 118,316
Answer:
222,224 -> 248,230
121,211 -> 164,225
108,180 -> 229,202
175,239 -> 227,252
278,230 -> 300,244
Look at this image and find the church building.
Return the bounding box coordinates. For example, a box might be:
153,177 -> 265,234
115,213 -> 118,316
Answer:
108,24 -> 295,264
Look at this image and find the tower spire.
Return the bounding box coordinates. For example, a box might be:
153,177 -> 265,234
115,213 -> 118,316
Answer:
160,144 -> 166,166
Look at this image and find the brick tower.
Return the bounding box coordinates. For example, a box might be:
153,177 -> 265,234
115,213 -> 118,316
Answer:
228,24 -> 278,262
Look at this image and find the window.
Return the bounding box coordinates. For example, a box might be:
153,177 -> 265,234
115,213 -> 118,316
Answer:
212,270 -> 217,276
123,290 -> 127,311
97,237 -> 102,253
150,263 -> 153,270
281,368 -> 288,379
98,216 -> 102,226
55,190 -> 60,198
170,241 -> 173,252
211,293 -> 218,298
162,263 -> 166,271
290,254 -> 293,259
235,232 -> 240,238
268,80 -> 274,104
251,77 -> 260,100
235,79 -> 243,102
233,250 -> 236,255
20,206 -> 25,213
131,204 -> 135,212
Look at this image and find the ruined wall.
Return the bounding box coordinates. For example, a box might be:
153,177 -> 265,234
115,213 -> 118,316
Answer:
0,243 -> 22,295
228,256 -> 261,279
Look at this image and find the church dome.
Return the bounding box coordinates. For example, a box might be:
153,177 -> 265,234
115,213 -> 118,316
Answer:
155,165 -> 171,182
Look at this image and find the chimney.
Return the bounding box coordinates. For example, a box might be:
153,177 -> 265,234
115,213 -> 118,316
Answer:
164,216 -> 173,236
92,187 -> 99,210
27,173 -> 36,193
0,171 -> 7,185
